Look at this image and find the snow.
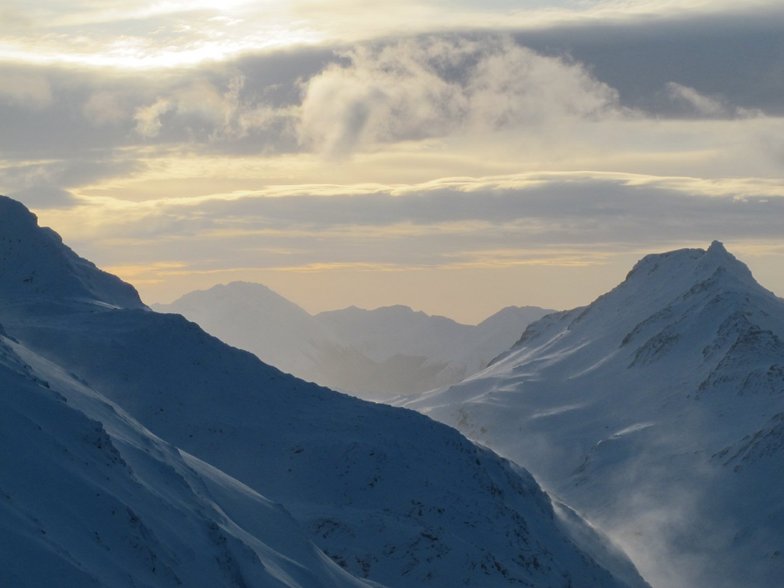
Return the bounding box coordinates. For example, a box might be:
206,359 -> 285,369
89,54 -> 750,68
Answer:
0,195 -> 645,587
0,332 -> 371,588
403,241 -> 784,587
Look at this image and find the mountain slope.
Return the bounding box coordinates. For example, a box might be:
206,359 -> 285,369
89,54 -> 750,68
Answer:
156,283 -> 551,399
0,195 -> 645,587
0,326 -> 372,588
404,242 -> 784,588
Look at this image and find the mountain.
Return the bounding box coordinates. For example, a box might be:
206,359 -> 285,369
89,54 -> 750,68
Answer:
156,284 -> 551,399
403,241 -> 784,588
0,194 -> 646,587
152,282 -> 338,382
315,303 -> 552,377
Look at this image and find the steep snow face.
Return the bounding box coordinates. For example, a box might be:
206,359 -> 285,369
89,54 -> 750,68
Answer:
157,282 -> 551,399
404,242 -> 784,588
0,196 -> 144,311
0,196 -> 644,588
0,330 -> 372,588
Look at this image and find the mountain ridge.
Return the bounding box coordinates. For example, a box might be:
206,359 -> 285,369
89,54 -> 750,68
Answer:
0,196 -> 145,311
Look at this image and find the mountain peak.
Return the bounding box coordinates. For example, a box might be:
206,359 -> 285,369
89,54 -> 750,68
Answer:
556,241 -> 777,343
621,241 -> 763,296
701,239 -> 741,270
0,194 -> 36,220
200,281 -> 283,302
696,240 -> 759,286
0,195 -> 145,310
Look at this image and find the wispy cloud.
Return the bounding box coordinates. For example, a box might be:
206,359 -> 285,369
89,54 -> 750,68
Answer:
664,82 -> 761,118
56,171 -> 784,238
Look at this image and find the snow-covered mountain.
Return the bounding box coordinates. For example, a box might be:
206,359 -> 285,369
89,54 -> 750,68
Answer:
0,194 -> 646,587
403,241 -> 784,588
155,283 -> 551,399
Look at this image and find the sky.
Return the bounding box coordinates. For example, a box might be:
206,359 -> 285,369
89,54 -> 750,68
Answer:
1,1 -> 783,323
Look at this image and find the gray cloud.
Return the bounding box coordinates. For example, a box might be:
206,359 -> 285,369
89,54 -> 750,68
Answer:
513,9 -> 784,117
0,155 -> 144,209
2,11 -> 779,159
0,69 -> 53,110
2,11 -> 783,208
0,59 -> 305,160
203,181 -> 782,236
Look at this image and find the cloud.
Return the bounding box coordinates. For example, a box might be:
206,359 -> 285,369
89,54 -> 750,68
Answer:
1,26 -> 782,212
664,82 -> 761,119
37,173 -> 784,320
513,11 -> 784,117
666,82 -> 727,116
0,71 -> 52,109
6,0 -> 780,69
2,2 -> 782,320
131,74 -> 298,143
299,37 -> 621,157
134,98 -> 173,137
31,171 -> 784,316
0,156 -> 144,209
1,23 -> 781,160
40,172 -> 784,249
83,91 -> 129,126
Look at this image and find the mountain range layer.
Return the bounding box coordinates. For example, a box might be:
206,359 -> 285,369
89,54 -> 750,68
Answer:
0,194 -> 643,587
155,282 -> 551,400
